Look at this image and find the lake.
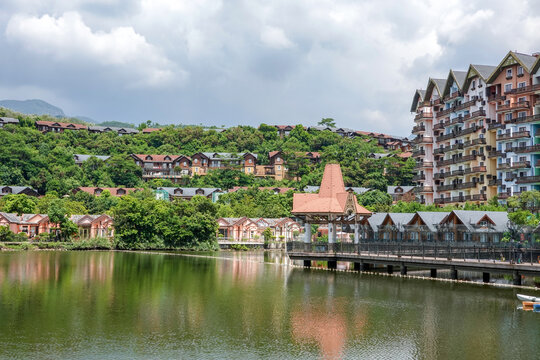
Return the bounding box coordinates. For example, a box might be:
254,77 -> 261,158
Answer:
0,251 -> 538,359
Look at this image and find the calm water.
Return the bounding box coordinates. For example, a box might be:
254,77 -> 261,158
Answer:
0,251 -> 539,359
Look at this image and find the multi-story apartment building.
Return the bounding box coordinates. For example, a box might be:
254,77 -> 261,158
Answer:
190,152 -> 258,176
486,51 -> 540,200
412,50 -> 540,205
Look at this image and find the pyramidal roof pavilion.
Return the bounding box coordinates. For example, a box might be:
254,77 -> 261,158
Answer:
292,164 -> 371,217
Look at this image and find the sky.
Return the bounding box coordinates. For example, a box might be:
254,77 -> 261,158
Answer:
0,0 -> 539,135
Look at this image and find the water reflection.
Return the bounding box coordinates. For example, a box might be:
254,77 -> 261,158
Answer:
0,251 -> 538,359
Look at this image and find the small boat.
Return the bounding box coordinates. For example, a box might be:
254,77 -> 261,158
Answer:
517,294 -> 540,302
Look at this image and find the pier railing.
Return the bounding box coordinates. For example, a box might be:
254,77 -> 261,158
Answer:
286,241 -> 540,265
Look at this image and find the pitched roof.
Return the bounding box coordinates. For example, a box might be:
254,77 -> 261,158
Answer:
292,164 -> 371,215
0,117 -> 19,124
387,186 -> 415,195
410,89 -> 426,112
75,187 -> 141,196
462,64 -> 497,92
158,187 -> 221,197
35,121 -> 87,130
442,210 -> 509,232
365,212 -> 387,230
487,51 -> 539,83
0,212 -> 48,224
381,213 -> 416,231
73,154 -> 110,162
142,128 -> 162,133
408,212 -> 449,232
0,186 -> 39,196
442,70 -> 467,98
229,186 -> 294,194
131,154 -> 184,162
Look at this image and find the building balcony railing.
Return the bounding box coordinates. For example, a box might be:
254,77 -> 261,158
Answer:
472,194 -> 487,201
444,91 -> 462,102
436,158 -> 455,167
413,161 -> 434,169
488,179 -> 502,186
434,147 -> 445,155
437,184 -> 456,192
412,149 -> 426,157
516,176 -> 540,184
488,149 -> 505,158
497,130 -> 530,141
510,144 -> 540,153
413,136 -> 434,144
434,173 -> 445,180
433,122 -> 445,131
496,101 -> 530,112
505,174 -> 517,182
412,124 -> 426,134
498,193 -> 511,200
488,121 -> 505,131
412,174 -> 426,181
454,154 -> 478,164
415,186 -> 434,193
414,111 -> 433,121
441,143 -> 464,153
456,181 -> 478,190
504,114 -> 540,125
431,98 -> 442,106
435,125 -> 478,142
497,161 -> 531,170
463,138 -> 486,148
464,166 -> 487,174
504,83 -> 540,95
487,93 -> 505,102
142,170 -> 189,178
462,109 -> 486,121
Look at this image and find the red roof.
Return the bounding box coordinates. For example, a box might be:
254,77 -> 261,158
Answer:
142,128 -> 161,133
398,152 -> 412,158
229,186 -> 294,194
35,120 -> 87,130
131,154 -> 187,162
292,164 -> 371,215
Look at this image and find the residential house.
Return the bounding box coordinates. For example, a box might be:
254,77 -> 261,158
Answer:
157,187 -> 222,202
142,128 -> 162,133
0,186 -> 39,198
403,212 -> 448,242
436,210 -> 508,242
70,214 -> 114,239
217,217 -> 301,242
0,212 -> 50,238
73,187 -> 141,197
130,154 -> 191,182
73,154 -> 110,166
0,117 -> 19,127
274,125 -> 295,137
228,187 -> 294,194
35,121 -> 87,133
88,126 -> 139,135
302,186 -> 370,195
190,152 -> 257,176
359,212 -> 388,240
387,186 -> 415,203
378,213 -> 416,241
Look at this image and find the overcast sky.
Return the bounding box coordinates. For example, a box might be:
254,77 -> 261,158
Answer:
1,0 -> 539,135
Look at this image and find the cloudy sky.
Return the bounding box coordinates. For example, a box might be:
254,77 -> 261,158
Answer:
0,0 -> 539,135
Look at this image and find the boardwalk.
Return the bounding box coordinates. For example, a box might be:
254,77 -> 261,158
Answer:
287,241 -> 540,285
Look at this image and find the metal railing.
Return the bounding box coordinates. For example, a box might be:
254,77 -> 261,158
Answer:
286,241 -> 540,265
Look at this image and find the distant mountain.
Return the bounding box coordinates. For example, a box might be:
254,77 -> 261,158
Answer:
73,116 -> 97,124
0,99 -> 66,117
99,121 -> 136,129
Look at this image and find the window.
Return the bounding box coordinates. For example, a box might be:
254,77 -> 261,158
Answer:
518,111 -> 527,118
277,165 -> 281,170
504,83 -> 512,93
194,158 -> 198,164
517,66 -> 524,76
471,80 -> 476,89
518,82 -> 526,88
506,68 -> 512,78
505,113 -> 512,121
518,97 -> 526,103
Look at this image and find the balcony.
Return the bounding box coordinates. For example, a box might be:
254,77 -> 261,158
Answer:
413,136 -> 434,144
487,93 -> 505,102
463,138 -> 486,148
488,179 -> 502,186
504,83 -> 540,95
497,161 -> 531,170
505,174 -> 517,182
434,173 -> 445,180
436,158 -> 455,167
488,121 -> 505,130
433,122 -> 445,130
142,170 -> 189,178
456,181 -> 478,190
464,166 -> 487,174
435,125 -> 478,142
454,154 -> 478,164
462,109 -> 486,121
412,149 -> 426,157
497,130 -> 530,141
437,184 -> 456,192
450,169 -> 464,176
497,100 -> 530,112
415,186 -> 434,193
498,193 -> 511,200
412,124 -> 426,134
414,111 -> 433,121
472,194 -> 487,201
444,91 -> 462,102
412,174 -> 426,181
413,161 -> 434,169
516,175 -> 540,184
510,144 -> 540,153
434,147 -> 445,155
488,149 -> 505,158
505,114 -> 540,125
434,198 -> 446,205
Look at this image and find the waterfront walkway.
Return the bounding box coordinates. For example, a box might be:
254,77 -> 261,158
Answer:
287,241 -> 540,285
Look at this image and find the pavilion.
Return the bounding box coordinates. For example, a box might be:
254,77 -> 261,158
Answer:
292,163 -> 372,252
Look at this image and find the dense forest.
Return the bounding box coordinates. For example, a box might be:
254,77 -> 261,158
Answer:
0,107 -> 414,195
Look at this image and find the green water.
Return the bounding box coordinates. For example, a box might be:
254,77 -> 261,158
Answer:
0,251 -> 538,359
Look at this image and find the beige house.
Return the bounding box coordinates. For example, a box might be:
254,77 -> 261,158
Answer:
217,217 -> 301,242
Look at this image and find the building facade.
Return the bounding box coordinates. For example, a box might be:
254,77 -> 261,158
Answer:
412,51 -> 540,205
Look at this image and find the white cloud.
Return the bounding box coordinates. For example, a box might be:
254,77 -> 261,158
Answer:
5,11 -> 185,88
260,26 -> 294,49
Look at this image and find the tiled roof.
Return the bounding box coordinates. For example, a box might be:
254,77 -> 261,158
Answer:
387,186 -> 415,195
158,187 -> 221,197
0,212 -> 48,224
0,186 -> 39,196
0,117 -> 19,124
229,187 -> 294,194
142,128 -> 161,133
35,121 -> 87,130
73,154 -> 110,162
292,164 -> 371,215
75,187 -> 141,196
132,154 -> 184,162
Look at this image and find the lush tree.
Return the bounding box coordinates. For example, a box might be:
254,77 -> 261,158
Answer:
47,199 -> 78,241
318,118 -> 336,128
0,194 -> 37,215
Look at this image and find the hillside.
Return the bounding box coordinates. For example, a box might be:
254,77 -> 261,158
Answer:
0,99 -> 66,117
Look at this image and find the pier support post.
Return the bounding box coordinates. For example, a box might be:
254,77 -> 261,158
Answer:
513,271 -> 521,286
482,272 -> 490,283
387,265 -> 394,274
303,223 -> 311,252
360,262 -> 370,271
328,222 -> 337,247
354,262 -> 361,271
328,260 -> 337,270
354,223 -> 360,244
400,264 -> 407,275
450,266 -> 458,280
430,269 -> 437,278
303,260 -> 311,267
